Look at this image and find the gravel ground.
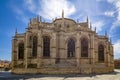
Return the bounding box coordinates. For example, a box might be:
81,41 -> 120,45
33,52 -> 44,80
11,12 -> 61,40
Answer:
0,69 -> 120,80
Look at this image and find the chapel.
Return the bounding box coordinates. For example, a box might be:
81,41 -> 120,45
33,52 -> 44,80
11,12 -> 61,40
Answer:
12,11 -> 114,74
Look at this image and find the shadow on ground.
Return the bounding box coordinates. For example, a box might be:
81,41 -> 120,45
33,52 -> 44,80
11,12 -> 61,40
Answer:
0,70 -> 120,80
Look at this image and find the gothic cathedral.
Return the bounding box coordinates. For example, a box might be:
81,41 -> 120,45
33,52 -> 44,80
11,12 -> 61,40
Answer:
12,11 -> 114,74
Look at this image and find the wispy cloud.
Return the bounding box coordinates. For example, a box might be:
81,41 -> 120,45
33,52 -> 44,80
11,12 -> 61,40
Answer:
97,0 -> 120,42
24,0 -> 36,13
92,21 -> 104,32
114,39 -> 120,58
106,0 -> 120,27
6,0 -> 120,59
104,11 -> 115,17
10,4 -> 28,24
24,0 -> 76,19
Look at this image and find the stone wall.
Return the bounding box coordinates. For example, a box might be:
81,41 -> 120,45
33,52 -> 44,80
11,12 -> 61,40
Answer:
12,67 -> 114,74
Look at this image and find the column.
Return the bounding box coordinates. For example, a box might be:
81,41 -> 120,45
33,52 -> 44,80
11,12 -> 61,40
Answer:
50,33 -> 57,64
59,32 -> 65,59
56,32 -> 59,63
12,38 -> 17,68
25,33 -> 29,69
91,34 -> 95,64
37,31 -> 42,68
76,33 -> 80,67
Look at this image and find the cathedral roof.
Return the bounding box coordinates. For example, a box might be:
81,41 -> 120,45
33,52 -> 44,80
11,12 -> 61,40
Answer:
53,18 -> 76,24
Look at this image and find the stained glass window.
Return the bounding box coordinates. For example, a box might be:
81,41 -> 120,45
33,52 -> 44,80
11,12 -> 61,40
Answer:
29,36 -> 32,47
98,44 -> 104,62
67,38 -> 75,57
81,38 -> 88,57
32,36 -> 37,57
43,36 -> 50,57
18,43 -> 24,59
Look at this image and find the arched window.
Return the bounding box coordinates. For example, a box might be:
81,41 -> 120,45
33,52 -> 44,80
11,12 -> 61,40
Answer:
32,36 -> 37,57
43,36 -> 50,57
18,43 -> 24,59
98,44 -> 104,62
29,36 -> 32,47
81,38 -> 88,57
67,38 -> 75,57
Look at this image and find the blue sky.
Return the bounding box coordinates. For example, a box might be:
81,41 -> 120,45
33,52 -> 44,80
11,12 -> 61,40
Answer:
0,0 -> 120,61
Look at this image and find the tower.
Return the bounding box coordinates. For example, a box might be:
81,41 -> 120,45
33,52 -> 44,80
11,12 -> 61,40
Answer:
62,10 -> 64,19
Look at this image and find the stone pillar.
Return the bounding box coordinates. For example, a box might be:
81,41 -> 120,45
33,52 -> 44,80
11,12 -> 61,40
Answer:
76,33 -> 80,67
12,39 -> 15,68
89,34 -> 92,64
59,32 -> 65,59
107,43 -> 110,67
93,36 -> 98,64
104,41 -> 108,66
12,38 -> 17,68
111,45 -> 114,68
37,32 -> 42,68
25,33 -> 29,69
91,34 -> 95,64
56,32 -> 59,63
50,33 -> 57,64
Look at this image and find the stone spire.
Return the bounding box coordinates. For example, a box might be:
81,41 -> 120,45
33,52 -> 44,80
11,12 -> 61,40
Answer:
15,28 -> 18,35
40,16 -> 42,22
86,16 -> 89,23
62,10 -> 64,19
110,38 -> 112,43
95,27 -> 96,33
90,22 -> 92,30
30,18 -> 32,24
37,15 -> 39,22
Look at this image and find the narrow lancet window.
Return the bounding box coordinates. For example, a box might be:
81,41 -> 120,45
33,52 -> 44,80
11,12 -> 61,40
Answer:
32,36 -> 37,57
81,38 -> 88,57
67,38 -> 75,57
43,36 -> 50,57
98,44 -> 104,62
18,43 -> 24,59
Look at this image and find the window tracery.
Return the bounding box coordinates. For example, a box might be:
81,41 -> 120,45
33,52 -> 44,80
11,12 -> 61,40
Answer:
18,42 -> 24,59
67,38 -> 75,57
81,38 -> 88,57
43,36 -> 50,57
32,36 -> 37,57
98,44 -> 104,62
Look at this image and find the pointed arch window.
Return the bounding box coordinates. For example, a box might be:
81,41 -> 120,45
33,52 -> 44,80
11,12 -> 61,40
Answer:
43,36 -> 50,57
32,36 -> 37,57
98,44 -> 104,62
67,38 -> 75,57
29,36 -> 32,48
81,38 -> 88,57
18,43 -> 24,59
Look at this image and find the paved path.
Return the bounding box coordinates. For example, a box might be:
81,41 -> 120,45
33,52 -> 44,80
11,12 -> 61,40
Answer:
0,69 -> 120,80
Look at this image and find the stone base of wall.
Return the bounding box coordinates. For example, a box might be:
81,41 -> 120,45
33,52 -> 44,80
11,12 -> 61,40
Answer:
12,67 -> 114,74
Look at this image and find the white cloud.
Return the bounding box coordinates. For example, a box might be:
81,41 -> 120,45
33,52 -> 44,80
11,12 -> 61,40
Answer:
96,0 -> 105,2
92,21 -> 104,32
24,0 -> 76,20
106,0 -> 120,21
109,20 -> 120,37
107,0 -> 116,3
104,0 -> 120,39
114,40 -> 120,56
104,11 -> 114,17
10,4 -> 28,24
24,0 -> 36,13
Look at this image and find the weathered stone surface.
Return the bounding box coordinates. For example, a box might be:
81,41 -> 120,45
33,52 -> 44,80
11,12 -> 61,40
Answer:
11,15 -> 114,74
